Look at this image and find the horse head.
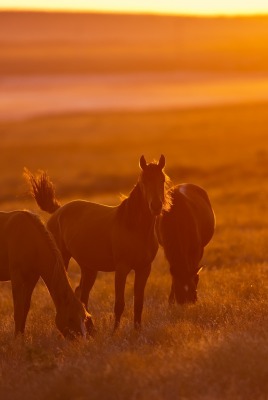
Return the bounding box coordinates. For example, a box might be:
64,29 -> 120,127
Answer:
55,301 -> 95,339
139,154 -> 166,216
170,266 -> 203,305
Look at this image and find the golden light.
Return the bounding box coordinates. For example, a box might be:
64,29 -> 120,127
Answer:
1,0 -> 268,15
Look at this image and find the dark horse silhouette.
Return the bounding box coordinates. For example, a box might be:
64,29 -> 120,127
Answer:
0,210 -> 94,338
157,183 -> 215,305
25,155 -> 169,330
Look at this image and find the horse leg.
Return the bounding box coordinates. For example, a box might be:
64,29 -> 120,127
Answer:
134,265 -> 151,330
78,268 -> 97,312
11,272 -> 39,336
168,280 -> 175,305
114,267 -> 129,332
49,223 -> 71,271
61,249 -> 71,271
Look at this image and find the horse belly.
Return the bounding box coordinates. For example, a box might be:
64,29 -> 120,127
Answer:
69,230 -> 115,271
112,229 -> 158,269
73,251 -> 115,272
0,264 -> 10,281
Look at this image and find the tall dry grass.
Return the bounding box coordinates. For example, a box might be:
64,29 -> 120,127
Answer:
0,103 -> 268,399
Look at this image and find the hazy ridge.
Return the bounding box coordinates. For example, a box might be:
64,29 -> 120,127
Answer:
1,11 -> 268,74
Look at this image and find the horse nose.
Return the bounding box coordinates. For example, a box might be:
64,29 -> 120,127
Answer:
151,199 -> 163,215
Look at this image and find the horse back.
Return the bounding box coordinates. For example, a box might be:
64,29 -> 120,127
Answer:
0,211 -> 51,280
0,211 -> 37,255
176,183 -> 215,247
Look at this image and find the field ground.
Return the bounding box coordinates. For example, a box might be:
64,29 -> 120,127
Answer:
2,72 -> 268,121
0,102 -> 268,399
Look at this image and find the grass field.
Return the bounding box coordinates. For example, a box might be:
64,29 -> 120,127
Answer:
0,102 -> 268,399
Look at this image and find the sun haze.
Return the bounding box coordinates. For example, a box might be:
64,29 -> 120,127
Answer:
1,0 -> 268,15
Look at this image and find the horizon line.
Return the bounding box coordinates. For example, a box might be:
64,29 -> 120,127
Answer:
1,7 -> 268,18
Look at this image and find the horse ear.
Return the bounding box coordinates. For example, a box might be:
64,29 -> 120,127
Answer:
139,155 -> 147,170
158,154 -> 165,170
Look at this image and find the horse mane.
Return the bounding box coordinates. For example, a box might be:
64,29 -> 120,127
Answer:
24,168 -> 61,214
162,171 -> 172,212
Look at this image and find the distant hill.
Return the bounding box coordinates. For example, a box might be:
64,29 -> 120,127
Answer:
1,11 -> 268,74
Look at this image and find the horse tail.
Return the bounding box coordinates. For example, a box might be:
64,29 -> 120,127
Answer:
24,168 -> 61,214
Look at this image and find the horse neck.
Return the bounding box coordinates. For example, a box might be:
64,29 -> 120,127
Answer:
41,256 -> 76,313
29,216 -> 76,312
119,183 -> 156,233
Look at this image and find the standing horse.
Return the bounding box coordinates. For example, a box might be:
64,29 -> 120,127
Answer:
157,183 -> 215,304
0,210 -> 94,338
25,155 -> 169,330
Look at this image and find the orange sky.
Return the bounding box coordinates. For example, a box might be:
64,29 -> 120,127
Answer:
1,0 -> 268,15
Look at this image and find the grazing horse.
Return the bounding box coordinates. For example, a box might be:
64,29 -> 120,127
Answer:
0,210 -> 94,338
157,183 -> 215,305
25,155 -> 169,330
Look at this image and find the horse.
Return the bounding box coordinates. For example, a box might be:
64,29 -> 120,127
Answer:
25,155 -> 170,330
156,183 -> 215,305
0,210 -> 94,338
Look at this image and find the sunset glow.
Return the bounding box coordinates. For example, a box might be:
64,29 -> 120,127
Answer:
1,0 -> 268,15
